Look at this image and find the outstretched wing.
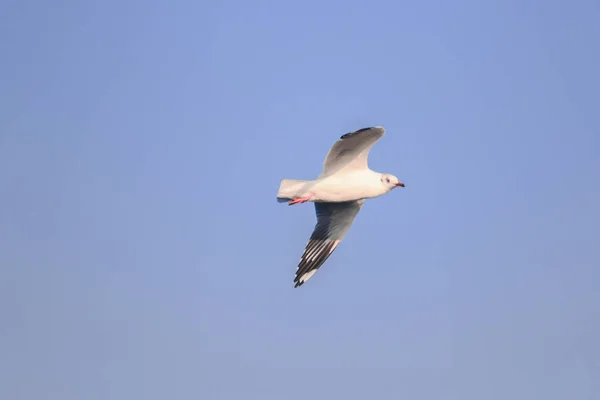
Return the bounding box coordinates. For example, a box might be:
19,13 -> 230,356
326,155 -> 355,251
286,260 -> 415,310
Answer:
294,200 -> 364,287
319,126 -> 385,178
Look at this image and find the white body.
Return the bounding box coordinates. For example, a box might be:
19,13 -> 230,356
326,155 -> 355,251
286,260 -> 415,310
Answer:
277,169 -> 390,203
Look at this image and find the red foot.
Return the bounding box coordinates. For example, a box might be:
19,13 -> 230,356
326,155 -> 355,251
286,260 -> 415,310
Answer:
288,193 -> 314,206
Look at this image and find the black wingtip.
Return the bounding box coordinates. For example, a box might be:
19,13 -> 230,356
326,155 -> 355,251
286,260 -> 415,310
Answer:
340,126 -> 378,139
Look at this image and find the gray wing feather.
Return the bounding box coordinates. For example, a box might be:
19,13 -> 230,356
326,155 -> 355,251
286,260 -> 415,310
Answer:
319,126 -> 385,177
294,200 -> 364,287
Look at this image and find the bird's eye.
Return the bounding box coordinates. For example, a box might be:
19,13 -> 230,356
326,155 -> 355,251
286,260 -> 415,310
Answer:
386,178 -> 390,183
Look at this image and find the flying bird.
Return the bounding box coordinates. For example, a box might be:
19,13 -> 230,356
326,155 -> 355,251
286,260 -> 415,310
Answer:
277,126 -> 405,287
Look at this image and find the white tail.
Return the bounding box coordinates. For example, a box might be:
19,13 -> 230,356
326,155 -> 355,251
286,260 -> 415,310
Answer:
277,179 -> 312,202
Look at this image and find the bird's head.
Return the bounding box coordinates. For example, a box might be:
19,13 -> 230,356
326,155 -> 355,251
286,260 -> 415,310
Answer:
380,173 -> 405,190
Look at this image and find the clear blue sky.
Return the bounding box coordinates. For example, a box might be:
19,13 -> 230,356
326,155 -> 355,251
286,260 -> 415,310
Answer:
1,0 -> 599,399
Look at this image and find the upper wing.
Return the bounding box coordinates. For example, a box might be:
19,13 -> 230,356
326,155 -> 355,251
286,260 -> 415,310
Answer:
319,126 -> 386,178
294,200 -> 364,288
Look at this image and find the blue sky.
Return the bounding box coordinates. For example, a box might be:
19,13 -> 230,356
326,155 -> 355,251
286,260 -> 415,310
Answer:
1,0 -> 599,399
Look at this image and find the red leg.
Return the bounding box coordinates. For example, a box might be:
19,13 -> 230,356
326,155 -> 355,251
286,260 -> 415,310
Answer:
288,193 -> 314,206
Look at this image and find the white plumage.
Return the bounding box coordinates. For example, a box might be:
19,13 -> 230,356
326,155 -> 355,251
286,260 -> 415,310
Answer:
277,126 -> 405,288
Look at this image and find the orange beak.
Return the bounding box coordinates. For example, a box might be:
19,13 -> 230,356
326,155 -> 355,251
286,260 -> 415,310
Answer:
395,182 -> 405,187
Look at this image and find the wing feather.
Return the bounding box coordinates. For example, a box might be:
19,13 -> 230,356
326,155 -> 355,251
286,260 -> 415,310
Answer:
294,200 -> 364,287
319,126 -> 385,177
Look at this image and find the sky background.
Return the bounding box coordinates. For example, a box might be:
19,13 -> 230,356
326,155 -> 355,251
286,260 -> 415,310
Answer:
1,0 -> 599,399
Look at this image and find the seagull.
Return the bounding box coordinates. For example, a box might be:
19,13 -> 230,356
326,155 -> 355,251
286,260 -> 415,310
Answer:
277,126 -> 405,287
